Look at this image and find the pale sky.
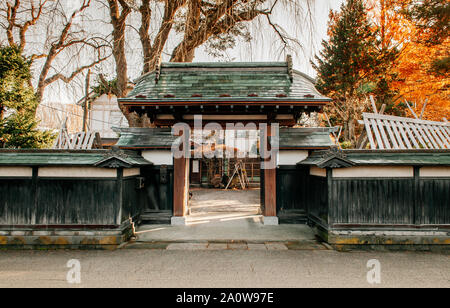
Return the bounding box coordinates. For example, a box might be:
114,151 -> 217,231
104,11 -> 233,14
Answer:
195,0 -> 344,76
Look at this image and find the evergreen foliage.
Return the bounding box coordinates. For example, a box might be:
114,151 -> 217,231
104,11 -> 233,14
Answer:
0,46 -> 54,148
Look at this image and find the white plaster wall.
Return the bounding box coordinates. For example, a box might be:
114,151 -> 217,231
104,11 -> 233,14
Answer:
123,168 -> 140,178
333,166 -> 414,178
38,167 -> 117,178
420,166 -> 450,178
0,167 -> 33,177
90,94 -> 129,139
277,150 -> 309,166
142,150 -> 173,166
310,166 -> 327,177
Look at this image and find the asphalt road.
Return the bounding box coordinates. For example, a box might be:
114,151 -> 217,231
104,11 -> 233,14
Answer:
0,249 -> 448,288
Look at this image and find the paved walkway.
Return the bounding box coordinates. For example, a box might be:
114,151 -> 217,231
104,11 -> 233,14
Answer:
126,241 -> 327,251
137,188 -> 317,244
187,188 -> 261,222
136,221 -> 317,243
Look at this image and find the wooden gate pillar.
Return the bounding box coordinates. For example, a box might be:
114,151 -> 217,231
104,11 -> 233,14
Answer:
172,126 -> 190,226
263,124 -> 279,225
172,157 -> 190,225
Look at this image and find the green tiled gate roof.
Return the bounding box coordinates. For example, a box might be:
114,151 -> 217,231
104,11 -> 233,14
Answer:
123,62 -> 331,103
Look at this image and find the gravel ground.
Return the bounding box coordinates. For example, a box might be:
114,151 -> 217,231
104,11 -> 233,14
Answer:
0,249 -> 448,288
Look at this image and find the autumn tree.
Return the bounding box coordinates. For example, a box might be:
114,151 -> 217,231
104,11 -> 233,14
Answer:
0,0 -> 110,103
365,0 -> 408,113
312,0 -> 377,144
406,0 -> 449,46
368,0 -> 449,121
393,9 -> 449,120
0,46 -> 53,148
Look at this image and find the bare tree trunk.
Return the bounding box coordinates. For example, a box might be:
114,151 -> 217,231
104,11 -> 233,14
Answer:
170,0 -> 201,62
107,0 -> 141,126
140,0 -> 185,74
108,0 -> 130,98
4,0 -> 109,106
348,119 -> 356,145
139,0 -> 152,74
170,0 -> 261,63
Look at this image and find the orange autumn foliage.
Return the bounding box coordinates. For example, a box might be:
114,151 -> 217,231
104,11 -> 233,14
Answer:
366,0 -> 450,121
393,37 -> 450,121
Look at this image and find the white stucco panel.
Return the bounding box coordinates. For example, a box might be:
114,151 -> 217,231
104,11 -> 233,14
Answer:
142,150 -> 173,166
420,166 -> 450,178
0,167 -> 33,177
277,150 -> 309,166
310,166 -> 327,177
333,166 -> 414,178
38,167 -> 117,178
123,168 -> 141,178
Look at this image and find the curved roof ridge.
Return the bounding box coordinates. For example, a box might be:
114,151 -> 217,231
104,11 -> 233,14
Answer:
292,69 -> 317,84
125,61 -> 330,103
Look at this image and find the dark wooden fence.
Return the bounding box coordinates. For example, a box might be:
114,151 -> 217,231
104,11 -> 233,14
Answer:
0,169 -> 145,227
286,167 -> 450,229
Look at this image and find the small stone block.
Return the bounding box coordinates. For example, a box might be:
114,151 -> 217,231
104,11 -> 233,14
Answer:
247,244 -> 268,251
207,243 -> 228,250
125,242 -> 169,250
171,217 -> 187,226
263,216 -> 279,226
265,243 -> 288,250
166,243 -> 208,250
227,243 -> 248,250
10,231 -> 27,236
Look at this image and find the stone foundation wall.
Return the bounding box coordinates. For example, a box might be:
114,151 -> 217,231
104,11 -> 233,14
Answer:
0,221 -> 134,250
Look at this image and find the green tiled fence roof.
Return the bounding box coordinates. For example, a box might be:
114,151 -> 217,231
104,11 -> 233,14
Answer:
299,150 -> 450,167
0,149 -> 152,167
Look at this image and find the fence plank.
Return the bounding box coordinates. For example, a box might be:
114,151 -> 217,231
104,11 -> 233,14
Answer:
370,118 -> 385,149
364,117 -> 376,149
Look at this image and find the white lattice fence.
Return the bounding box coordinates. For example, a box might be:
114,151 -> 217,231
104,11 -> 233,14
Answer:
362,113 -> 450,150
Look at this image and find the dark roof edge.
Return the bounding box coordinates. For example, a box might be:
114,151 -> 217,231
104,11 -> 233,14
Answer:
339,149 -> 450,154
118,97 -> 332,103
0,149 -> 111,154
298,149 -> 450,167
133,61 -> 290,84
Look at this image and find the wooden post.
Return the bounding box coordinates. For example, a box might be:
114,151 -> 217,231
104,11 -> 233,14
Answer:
263,124 -> 277,222
116,168 -> 124,225
83,70 -> 91,132
264,168 -> 277,217
173,157 -> 188,218
173,127 -> 190,223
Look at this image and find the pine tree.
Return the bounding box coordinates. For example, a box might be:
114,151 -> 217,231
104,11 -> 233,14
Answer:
406,0 -> 449,46
312,0 -> 379,144
0,46 -> 54,148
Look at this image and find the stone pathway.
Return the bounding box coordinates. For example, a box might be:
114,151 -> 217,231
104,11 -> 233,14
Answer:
134,189 -> 324,250
187,188 -> 261,223
124,240 -> 329,251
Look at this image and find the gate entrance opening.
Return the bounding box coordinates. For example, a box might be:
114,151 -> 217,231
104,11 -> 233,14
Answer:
186,129 -> 263,225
